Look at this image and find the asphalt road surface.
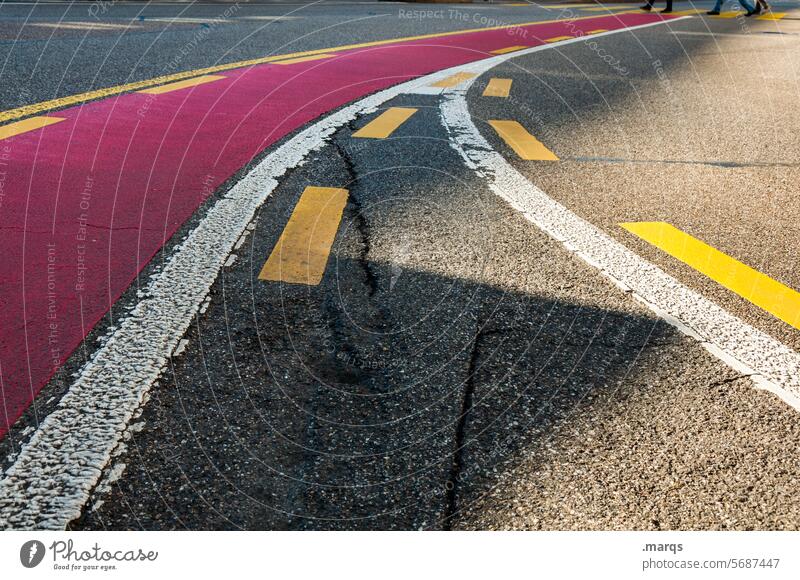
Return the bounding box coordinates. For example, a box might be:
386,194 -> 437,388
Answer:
0,0 -> 799,531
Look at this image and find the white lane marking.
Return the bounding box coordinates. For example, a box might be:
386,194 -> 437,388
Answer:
0,17 -> 688,530
439,87 -> 800,412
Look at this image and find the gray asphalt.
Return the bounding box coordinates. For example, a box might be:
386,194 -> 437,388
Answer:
2,1 -> 800,530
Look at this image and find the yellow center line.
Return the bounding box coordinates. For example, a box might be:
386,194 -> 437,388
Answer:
0,116 -> 65,141
430,72 -> 477,88
621,221 -> 800,330
272,53 -> 338,65
488,120 -> 559,161
544,35 -> 575,42
259,186 -> 349,286
712,11 -> 746,18
0,12 -> 638,124
585,29 -> 609,34
757,12 -> 787,20
352,107 -> 417,139
138,74 -> 226,95
482,78 -> 513,98
490,45 -> 529,54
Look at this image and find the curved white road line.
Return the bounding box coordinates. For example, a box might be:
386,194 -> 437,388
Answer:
2,16 -> 742,530
439,78 -> 800,413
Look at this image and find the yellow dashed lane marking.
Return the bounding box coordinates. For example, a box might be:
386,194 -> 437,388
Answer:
259,186 -> 349,286
0,12 -> 628,124
0,116 -> 65,141
138,75 -> 226,95
621,221 -> 800,330
352,107 -> 417,139
482,78 -> 513,98
490,45 -> 528,55
580,6 -> 633,11
586,29 -> 609,34
431,72 -> 477,88
757,12 -> 787,20
488,120 -> 558,161
272,53 -> 337,65
545,35 -> 574,43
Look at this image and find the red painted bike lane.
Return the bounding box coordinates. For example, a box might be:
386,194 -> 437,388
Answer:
0,13 -> 670,438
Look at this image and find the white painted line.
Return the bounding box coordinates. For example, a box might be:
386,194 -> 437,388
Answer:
0,16 -> 692,531
439,83 -> 800,412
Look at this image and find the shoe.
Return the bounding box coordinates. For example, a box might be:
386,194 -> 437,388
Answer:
707,10 -> 720,14
640,4 -> 652,10
661,7 -> 673,12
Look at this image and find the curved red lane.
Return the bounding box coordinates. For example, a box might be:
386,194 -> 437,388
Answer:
0,12 -> 670,438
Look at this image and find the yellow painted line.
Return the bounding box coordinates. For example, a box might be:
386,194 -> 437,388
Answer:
138,74 -> 226,95
586,29 -> 609,34
670,9 -> 706,16
620,221 -> 800,330
272,53 -> 337,65
431,72 -> 477,88
712,11 -> 746,18
490,45 -> 528,55
259,186 -> 349,286
757,12 -> 787,21
0,12 -> 629,124
482,78 -> 513,98
0,116 -> 65,141
544,35 -> 574,42
488,120 -> 558,161
352,107 -> 417,139
580,6 -> 633,11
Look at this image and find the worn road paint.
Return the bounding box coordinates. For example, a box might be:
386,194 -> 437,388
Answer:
259,187 -> 349,285
621,222 -> 800,330
138,75 -> 226,95
490,45 -> 529,54
273,53 -> 338,65
0,116 -> 65,141
431,72 -> 478,88
488,120 -> 559,160
482,78 -> 513,98
352,107 -> 417,139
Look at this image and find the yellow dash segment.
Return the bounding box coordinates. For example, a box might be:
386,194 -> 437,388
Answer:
0,116 -> 65,141
352,107 -> 417,139
490,45 -> 528,55
670,8 -> 706,15
273,53 -> 337,65
431,72 -> 477,88
757,12 -> 786,20
586,29 -> 609,34
712,11 -> 746,18
482,78 -> 513,98
139,75 -> 226,95
259,186 -> 349,286
580,6 -> 633,11
488,120 -> 558,161
620,221 -> 800,330
544,35 -> 574,43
